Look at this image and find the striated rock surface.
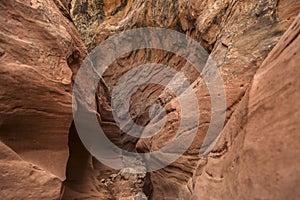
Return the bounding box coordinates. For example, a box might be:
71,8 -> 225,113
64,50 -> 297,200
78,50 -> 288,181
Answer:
191,13 -> 300,200
68,0 -> 300,199
0,0 -> 86,190
1,0 -> 300,199
131,1 -> 299,199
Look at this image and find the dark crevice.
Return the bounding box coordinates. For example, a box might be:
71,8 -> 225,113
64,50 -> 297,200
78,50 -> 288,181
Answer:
53,0 -> 73,22
61,121 -> 94,199
143,173 -> 153,199
111,0 -> 128,16
0,50 -> 5,57
67,50 -> 81,82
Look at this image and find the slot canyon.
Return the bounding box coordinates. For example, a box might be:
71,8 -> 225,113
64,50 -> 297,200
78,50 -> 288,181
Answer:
0,0 -> 300,199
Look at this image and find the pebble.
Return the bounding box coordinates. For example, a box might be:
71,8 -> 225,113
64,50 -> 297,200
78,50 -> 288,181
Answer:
134,192 -> 148,200
109,173 -> 118,180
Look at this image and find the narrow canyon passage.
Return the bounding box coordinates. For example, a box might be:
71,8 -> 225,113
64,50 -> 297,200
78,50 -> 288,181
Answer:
64,1 -> 300,199
0,0 -> 300,200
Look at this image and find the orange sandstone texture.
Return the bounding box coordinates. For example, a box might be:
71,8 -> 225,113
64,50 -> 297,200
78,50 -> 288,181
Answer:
0,0 -> 86,198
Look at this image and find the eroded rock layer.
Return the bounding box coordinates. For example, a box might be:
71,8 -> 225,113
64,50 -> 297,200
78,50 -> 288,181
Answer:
0,0 -> 86,196
69,0 -> 300,199
191,13 -> 300,199
1,0 -> 300,199
68,0 -> 300,199
0,141 -> 62,199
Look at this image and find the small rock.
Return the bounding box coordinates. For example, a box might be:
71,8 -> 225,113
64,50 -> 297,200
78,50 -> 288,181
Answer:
119,168 -> 138,180
109,173 -> 118,180
129,173 -> 138,181
134,192 -> 147,200
137,174 -> 145,179
115,175 -> 121,181
122,173 -> 131,180
100,179 -> 106,183
106,179 -> 113,185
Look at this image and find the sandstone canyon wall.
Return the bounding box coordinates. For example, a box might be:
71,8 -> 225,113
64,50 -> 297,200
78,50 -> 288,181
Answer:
0,0 -> 86,198
191,13 -> 300,200
0,0 -> 300,199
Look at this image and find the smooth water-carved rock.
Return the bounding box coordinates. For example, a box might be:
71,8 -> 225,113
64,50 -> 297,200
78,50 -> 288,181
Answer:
0,141 -> 62,199
0,0 -> 86,186
191,13 -> 300,200
69,0 -> 300,199
2,0 -> 299,199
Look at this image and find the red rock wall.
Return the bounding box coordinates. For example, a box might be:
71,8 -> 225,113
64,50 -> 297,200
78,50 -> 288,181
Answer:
68,0 -> 300,199
191,13 -> 300,200
1,0 -> 300,199
0,0 -> 86,184
0,141 -> 62,199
